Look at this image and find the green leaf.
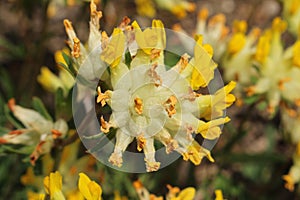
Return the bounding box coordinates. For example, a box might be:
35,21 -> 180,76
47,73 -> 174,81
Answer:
0,126 -> 10,135
32,97 -> 53,121
57,62 -> 74,77
62,51 -> 78,76
0,68 -> 14,99
243,95 -> 259,105
1,145 -> 34,155
55,88 -> 72,120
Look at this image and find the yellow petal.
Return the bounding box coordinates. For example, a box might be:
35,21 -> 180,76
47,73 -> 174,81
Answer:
43,171 -> 65,200
227,33 -> 246,54
177,187 -> 196,200
215,190 -> 224,200
37,67 -> 64,93
100,28 -> 125,68
78,173 -> 102,200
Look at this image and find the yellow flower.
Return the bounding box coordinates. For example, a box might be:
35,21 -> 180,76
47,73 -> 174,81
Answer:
154,0 -> 195,19
0,99 -> 68,165
215,190 -> 224,200
227,33 -> 246,55
281,0 -> 300,35
27,191 -> 46,200
254,32 -> 271,63
78,173 -> 102,200
100,28 -> 126,68
166,185 -> 196,200
135,0 -> 156,18
133,20 -> 166,57
293,40 -> 300,67
43,171 -> 65,200
38,47 -> 74,96
180,141 -> 215,165
190,37 -> 217,90
37,67 -> 65,93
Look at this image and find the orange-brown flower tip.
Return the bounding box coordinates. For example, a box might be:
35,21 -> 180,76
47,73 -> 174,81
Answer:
120,16 -> 131,27
235,98 -> 244,107
172,24 -> 183,32
278,77 -> 291,90
9,130 -> 24,135
30,154 -> 38,166
70,166 -> 77,175
133,180 -> 143,189
198,8 -> 209,20
166,184 -> 180,194
0,138 -> 7,144
30,141 -> 46,166
282,175 -> 295,191
287,108 -> 297,117
210,14 -> 226,25
90,0 -> 102,17
267,105 -> 275,115
187,3 -> 196,12
245,86 -> 255,96
8,98 -> 16,111
251,28 -> 261,37
295,99 -> 300,107
63,19 -> 73,29
51,129 -> 62,139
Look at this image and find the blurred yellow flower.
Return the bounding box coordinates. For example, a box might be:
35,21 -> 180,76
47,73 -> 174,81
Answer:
215,189 -> 224,200
43,171 -> 65,200
154,0 -> 195,19
78,173 -> 102,200
135,0 -> 156,18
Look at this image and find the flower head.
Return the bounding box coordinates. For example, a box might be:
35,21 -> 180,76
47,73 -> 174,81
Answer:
64,1 -> 235,172
93,17 -> 235,171
0,99 -> 68,165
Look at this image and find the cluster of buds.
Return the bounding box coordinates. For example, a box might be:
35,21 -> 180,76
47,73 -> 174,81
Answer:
63,1 -> 236,172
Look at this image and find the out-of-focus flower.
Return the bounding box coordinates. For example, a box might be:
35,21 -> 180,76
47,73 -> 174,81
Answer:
44,171 -> 65,200
78,172 -> 102,200
95,16 -> 235,171
221,20 -> 260,101
173,8 -> 229,61
27,191 -> 46,200
154,0 -> 196,19
283,142 -> 300,191
135,0 -> 156,18
281,0 -> 300,36
247,17 -> 300,115
41,171 -> 102,200
133,180 -> 195,200
0,99 -> 68,165
21,140 -> 99,200
37,49 -> 74,97
214,189 -> 224,200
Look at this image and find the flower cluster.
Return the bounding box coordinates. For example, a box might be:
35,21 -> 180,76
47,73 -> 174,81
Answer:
0,99 -> 68,165
281,0 -> 300,36
177,6 -> 300,191
59,1 -> 236,172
